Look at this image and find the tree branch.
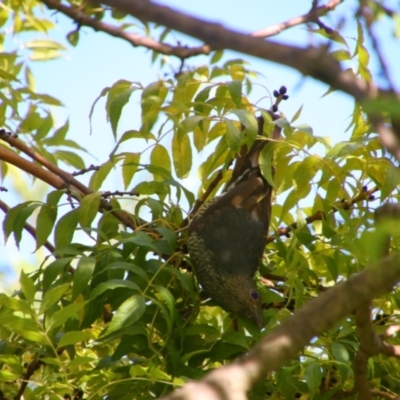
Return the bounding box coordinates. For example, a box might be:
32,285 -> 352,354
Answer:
39,0 -> 210,58
0,129 -> 141,232
98,0 -> 373,100
252,0 -> 342,38
160,251 -> 400,400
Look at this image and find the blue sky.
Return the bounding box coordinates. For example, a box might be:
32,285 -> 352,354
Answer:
1,0 -> 399,288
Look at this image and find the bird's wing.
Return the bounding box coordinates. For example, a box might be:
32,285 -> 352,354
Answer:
191,175 -> 272,234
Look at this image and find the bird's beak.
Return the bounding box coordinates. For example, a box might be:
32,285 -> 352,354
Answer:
252,307 -> 264,328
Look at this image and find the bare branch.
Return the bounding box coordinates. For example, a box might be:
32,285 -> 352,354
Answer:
252,0 -> 342,38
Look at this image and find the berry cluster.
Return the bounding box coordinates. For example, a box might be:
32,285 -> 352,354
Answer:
272,85 -> 289,112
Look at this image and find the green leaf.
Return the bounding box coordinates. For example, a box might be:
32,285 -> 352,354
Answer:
229,65 -> 245,82
0,293 -> 33,315
332,342 -> 349,362
47,190 -> 64,206
305,362 -> 322,396
47,301 -> 88,331
1,315 -> 47,344
290,104 -> 303,124
106,295 -> 146,335
172,129 -> 192,178
89,160 -> 114,191
25,39 -> 66,50
40,283 -> 70,314
151,144 -> 171,181
154,285 -> 176,321
193,123 -> 208,152
155,227 -> 177,252
134,181 -> 169,197
66,30 -> 79,46
79,192 -> 102,228
141,81 -> 167,133
43,257 -> 74,292
3,202 -> 40,245
331,49 -> 352,61
102,261 -> 148,280
225,118 -> 241,154
181,115 -> 204,132
259,141 -> 276,187
58,331 -> 91,347
222,331 -> 249,349
227,80 -> 242,108
109,87 -> 137,137
230,109 -> 258,142
20,270 -> 35,304
0,68 -> 19,82
36,203 -> 57,250
90,279 -> 140,299
54,208 -> 80,249
210,50 -> 224,64
54,150 -> 85,169
72,257 -> 96,300
122,152 -> 140,189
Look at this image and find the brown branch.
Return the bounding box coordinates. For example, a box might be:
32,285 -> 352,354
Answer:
370,390 -> 400,400
160,251 -> 400,400
353,303 -> 377,400
1,130 -> 93,196
39,0 -> 210,58
359,4 -> 396,91
14,358 -> 43,400
0,146 -> 71,192
0,129 -> 140,231
252,0 -> 342,38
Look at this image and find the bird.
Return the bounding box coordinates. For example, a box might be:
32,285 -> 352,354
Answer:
188,113 -> 281,328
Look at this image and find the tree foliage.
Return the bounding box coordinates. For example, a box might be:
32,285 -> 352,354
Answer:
1,1 -> 400,399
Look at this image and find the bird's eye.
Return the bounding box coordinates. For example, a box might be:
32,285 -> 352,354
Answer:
250,289 -> 259,300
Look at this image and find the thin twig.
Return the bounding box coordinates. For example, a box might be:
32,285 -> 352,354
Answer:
252,0 -> 342,38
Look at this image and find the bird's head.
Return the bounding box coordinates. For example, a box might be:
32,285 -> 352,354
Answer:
210,275 -> 264,328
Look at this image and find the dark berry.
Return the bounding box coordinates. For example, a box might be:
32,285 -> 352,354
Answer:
282,94 -> 289,100
272,104 -> 278,112
279,85 -> 287,95
369,194 -> 375,200
273,90 -> 279,98
363,185 -> 368,191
